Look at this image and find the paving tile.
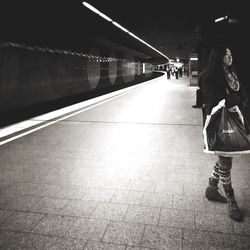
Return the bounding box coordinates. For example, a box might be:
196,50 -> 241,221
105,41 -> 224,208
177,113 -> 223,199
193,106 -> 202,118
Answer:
241,188 -> 250,200
29,197 -> 70,214
36,235 -> 61,249
231,177 -> 249,189
159,208 -> 195,229
204,199 -> 229,214
241,200 -> 250,217
0,194 -> 13,208
116,170 -> 142,180
102,221 -> 144,246
232,216 -> 250,235
124,205 -> 160,225
84,241 -> 126,250
0,232 -> 58,249
192,175 -> 209,185
182,229 -> 225,250
126,247 -> 155,250
233,169 -> 250,178
97,178 -> 131,189
0,230 -> 15,247
183,184 -> 207,197
55,185 -> 87,199
61,200 -> 98,218
2,194 -> 42,211
140,192 -> 173,208
31,214 -> 77,237
90,203 -> 128,221
1,183 -> 35,195
49,237 -> 87,250
2,182 -> 61,197
82,188 -> 115,202
128,180 -> 156,192
0,183 -> 12,193
0,211 -> 44,232
111,190 -> 144,205
173,195 -> 205,212
231,187 -> 245,201
223,233 -> 250,249
141,224 -> 182,249
0,210 -> 13,225
166,175 -> 193,185
195,212 -> 234,234
140,172 -> 167,184
66,218 -> 109,241
84,169 -> 119,181
128,159 -> 154,172
0,233 -> 22,249
155,182 -> 183,195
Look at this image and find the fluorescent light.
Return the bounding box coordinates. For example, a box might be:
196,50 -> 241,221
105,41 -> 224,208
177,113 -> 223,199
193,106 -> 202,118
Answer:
82,1 -> 113,22
82,2 -> 100,15
128,32 -> 140,40
112,22 -> 129,33
82,1 -> 169,59
98,13 -> 113,22
215,15 -> 228,23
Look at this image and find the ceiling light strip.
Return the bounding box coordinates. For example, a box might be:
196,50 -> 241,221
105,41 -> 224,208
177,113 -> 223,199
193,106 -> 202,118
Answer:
82,1 -> 169,59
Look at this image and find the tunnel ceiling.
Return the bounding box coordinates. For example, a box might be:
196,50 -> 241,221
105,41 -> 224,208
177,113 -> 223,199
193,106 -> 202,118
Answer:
0,0 -> 247,64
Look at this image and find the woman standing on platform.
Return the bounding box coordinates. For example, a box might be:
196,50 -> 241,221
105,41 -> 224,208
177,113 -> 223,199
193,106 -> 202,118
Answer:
199,45 -> 249,222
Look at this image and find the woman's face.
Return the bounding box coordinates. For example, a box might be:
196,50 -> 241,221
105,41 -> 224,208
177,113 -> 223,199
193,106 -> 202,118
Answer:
223,48 -> 233,67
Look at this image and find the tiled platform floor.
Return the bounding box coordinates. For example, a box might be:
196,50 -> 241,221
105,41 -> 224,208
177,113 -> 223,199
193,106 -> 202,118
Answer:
0,75 -> 250,249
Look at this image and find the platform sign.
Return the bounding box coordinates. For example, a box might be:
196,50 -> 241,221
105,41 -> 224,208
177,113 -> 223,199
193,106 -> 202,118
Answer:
189,54 -> 198,86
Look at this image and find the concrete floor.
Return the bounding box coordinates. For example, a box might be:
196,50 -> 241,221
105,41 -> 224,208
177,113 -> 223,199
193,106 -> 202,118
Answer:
0,74 -> 250,249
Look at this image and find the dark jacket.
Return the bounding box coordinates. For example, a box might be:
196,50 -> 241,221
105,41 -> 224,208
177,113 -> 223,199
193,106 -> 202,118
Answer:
199,67 -> 249,132
199,68 -> 248,116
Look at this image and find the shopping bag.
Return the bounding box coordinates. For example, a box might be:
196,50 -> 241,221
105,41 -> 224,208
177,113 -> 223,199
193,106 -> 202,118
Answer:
203,99 -> 250,156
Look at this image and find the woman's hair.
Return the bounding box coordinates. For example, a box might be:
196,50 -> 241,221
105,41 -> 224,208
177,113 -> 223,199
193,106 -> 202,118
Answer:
204,44 -> 236,74
198,44 -> 234,87
206,45 -> 227,72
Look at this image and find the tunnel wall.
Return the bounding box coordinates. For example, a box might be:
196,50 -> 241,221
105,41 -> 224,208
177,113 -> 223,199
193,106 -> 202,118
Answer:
0,42 -> 153,114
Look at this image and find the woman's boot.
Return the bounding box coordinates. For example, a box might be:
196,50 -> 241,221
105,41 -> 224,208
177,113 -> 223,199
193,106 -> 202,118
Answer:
223,186 -> 242,222
205,177 -> 227,203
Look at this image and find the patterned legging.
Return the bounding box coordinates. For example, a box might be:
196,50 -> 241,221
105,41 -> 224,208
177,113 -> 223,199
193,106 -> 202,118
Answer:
212,156 -> 232,187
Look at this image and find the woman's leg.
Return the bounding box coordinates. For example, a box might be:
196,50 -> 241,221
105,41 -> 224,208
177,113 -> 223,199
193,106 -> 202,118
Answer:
218,156 -> 232,188
205,161 -> 227,203
218,156 -> 242,221
211,160 -> 220,180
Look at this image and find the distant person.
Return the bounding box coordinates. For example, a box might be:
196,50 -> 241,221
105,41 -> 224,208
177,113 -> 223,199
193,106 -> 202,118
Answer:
166,68 -> 171,79
178,67 -> 183,78
174,67 -> 179,79
199,44 -> 249,222
171,67 -> 175,77
186,66 -> 189,76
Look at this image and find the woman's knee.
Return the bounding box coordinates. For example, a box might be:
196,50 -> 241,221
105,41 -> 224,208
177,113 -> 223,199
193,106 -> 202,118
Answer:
218,156 -> 233,171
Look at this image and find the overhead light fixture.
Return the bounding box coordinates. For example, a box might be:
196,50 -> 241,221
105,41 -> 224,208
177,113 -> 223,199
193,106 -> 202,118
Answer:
82,2 -> 100,15
98,12 -> 113,22
215,15 -> 240,24
82,2 -> 113,22
82,1 -> 169,60
128,32 -> 140,40
215,15 -> 228,23
112,22 -> 129,33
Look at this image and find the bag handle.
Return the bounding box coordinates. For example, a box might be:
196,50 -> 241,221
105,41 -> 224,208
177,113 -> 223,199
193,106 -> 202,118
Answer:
222,107 -> 228,132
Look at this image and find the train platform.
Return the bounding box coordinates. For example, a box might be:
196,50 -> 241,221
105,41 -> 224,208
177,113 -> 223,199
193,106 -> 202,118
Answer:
0,74 -> 250,249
